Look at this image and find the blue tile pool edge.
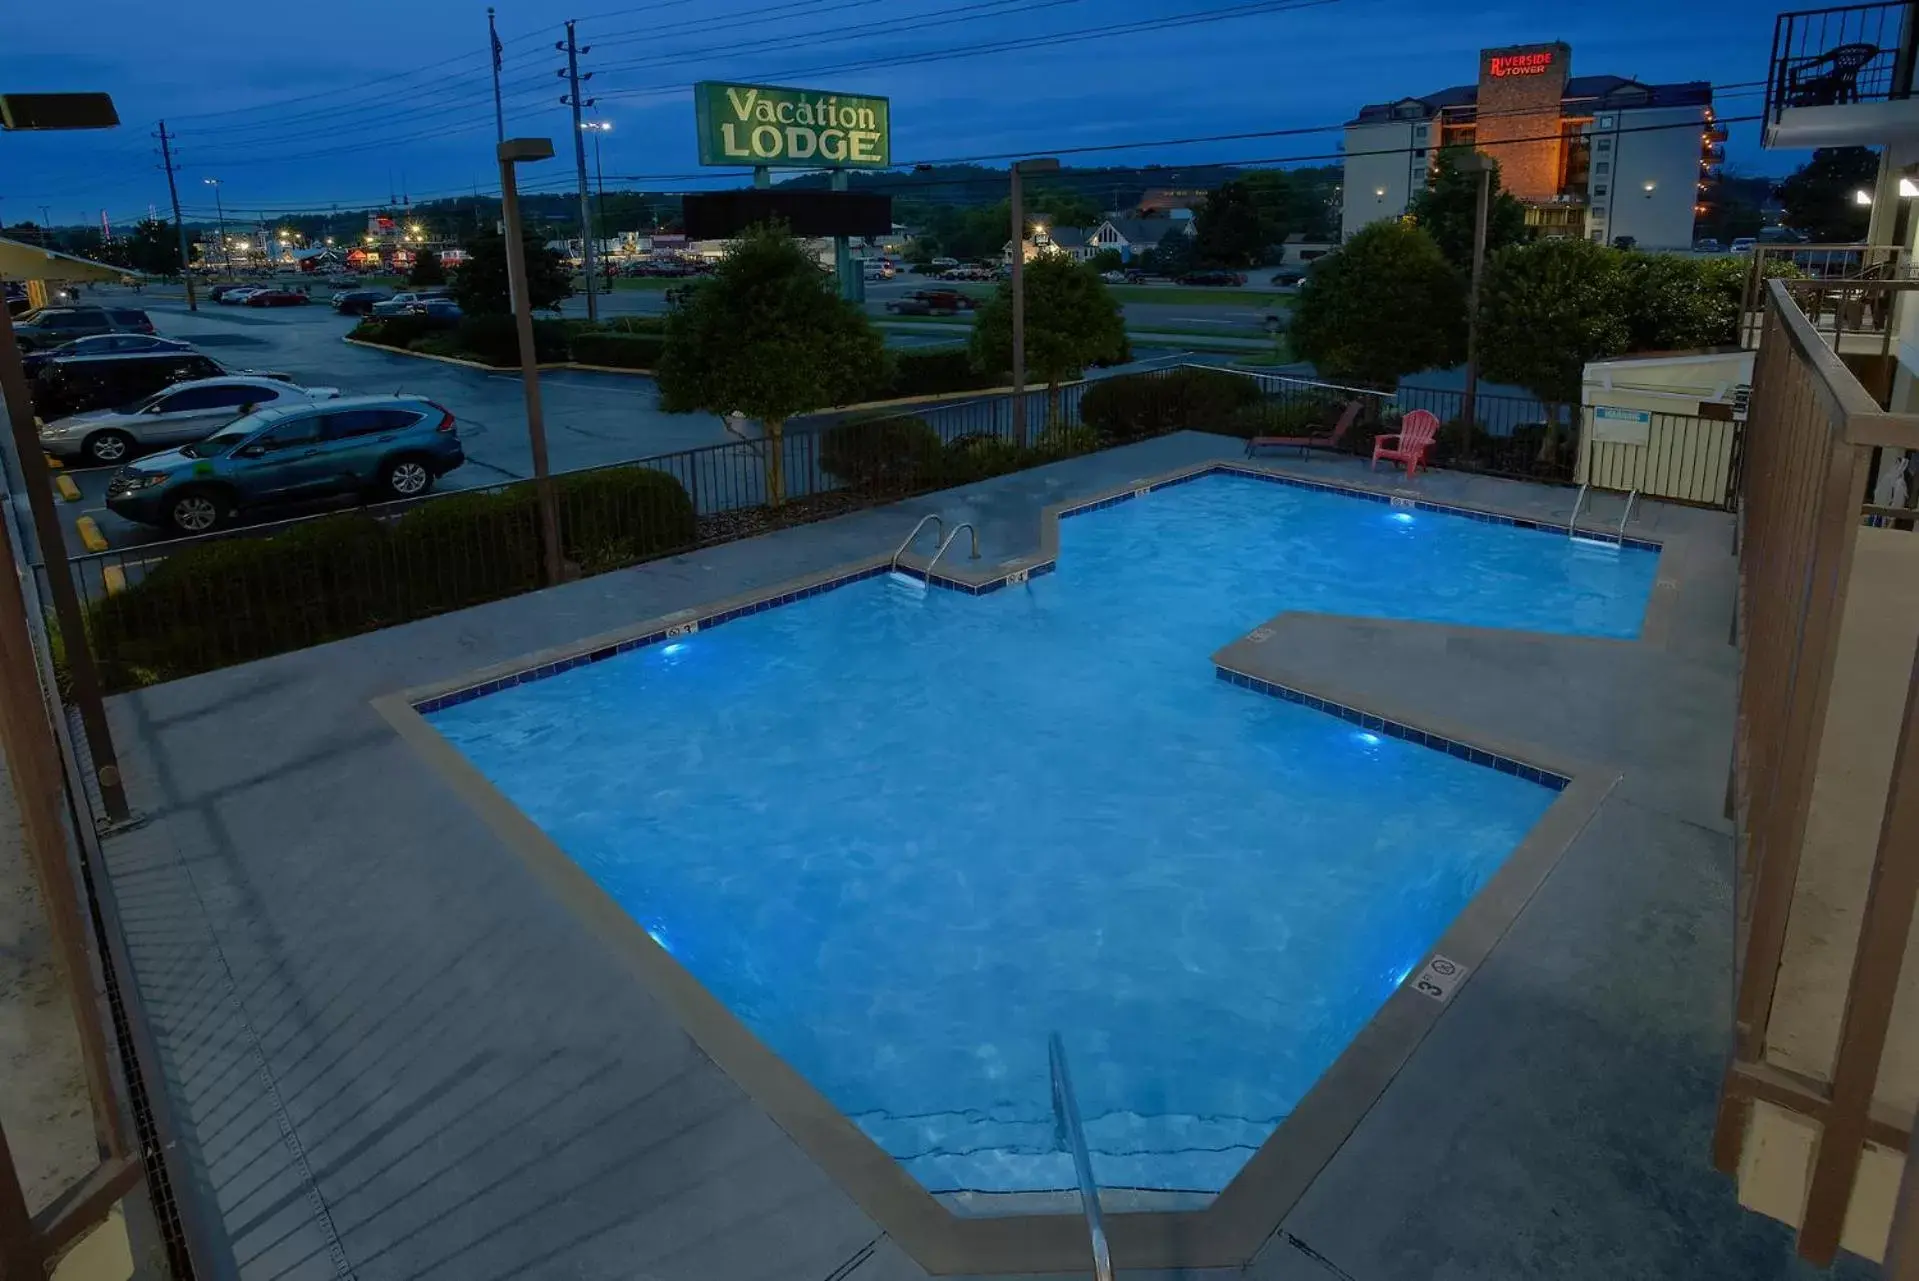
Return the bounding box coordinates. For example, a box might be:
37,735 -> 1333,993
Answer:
411,462 -> 1659,716
1213,665 -> 1571,791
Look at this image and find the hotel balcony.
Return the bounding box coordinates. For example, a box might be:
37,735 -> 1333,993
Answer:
1765,1 -> 1919,148
1716,277 -> 1919,1268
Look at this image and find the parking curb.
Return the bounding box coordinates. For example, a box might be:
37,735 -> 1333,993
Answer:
340,336 -> 571,372
43,454 -> 62,470
55,475 -> 81,502
76,515 -> 108,554
102,565 -> 126,596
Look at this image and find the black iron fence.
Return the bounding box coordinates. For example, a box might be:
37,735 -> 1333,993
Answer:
63,363 -> 1734,691
1767,1 -> 1916,124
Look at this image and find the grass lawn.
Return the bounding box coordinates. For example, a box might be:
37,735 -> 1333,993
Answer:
602,276 -> 679,291
1107,285 -> 1292,308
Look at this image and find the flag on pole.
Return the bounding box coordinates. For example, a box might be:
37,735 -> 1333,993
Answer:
491,23 -> 504,72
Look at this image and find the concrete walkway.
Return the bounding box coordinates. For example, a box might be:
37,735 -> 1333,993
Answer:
94,439 -> 1876,1281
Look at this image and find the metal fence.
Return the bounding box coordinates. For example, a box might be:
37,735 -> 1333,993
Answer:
1766,1 -> 1916,126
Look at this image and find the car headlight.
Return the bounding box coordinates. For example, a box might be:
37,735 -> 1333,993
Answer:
119,473 -> 171,492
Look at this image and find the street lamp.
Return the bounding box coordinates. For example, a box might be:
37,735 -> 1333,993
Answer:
203,177 -> 228,275
498,136 -> 564,587
1009,155 -> 1059,447
581,119 -> 611,288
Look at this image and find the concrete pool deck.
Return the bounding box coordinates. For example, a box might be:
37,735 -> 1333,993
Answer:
95,433 -> 1874,1281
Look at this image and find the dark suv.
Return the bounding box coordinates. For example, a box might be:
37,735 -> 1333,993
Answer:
31,351 -> 226,421
12,306 -> 155,351
105,395 -> 466,533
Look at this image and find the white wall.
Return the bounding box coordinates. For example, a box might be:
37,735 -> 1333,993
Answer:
1590,104 -> 1707,250
1341,119 -> 1426,240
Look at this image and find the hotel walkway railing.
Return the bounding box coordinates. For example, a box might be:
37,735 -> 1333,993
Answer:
1714,276 -> 1919,1266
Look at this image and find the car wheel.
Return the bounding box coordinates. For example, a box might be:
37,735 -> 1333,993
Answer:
167,490 -> 224,535
82,430 -> 134,465
383,457 -> 433,498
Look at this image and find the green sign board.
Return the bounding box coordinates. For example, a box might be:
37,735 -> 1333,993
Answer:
694,81 -> 891,169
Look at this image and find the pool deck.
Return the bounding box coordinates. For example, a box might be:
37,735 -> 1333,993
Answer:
96,433 -> 1875,1281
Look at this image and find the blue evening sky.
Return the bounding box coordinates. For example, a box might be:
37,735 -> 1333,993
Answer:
1,0 -> 1780,227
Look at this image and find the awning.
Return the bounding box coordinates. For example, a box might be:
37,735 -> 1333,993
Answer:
0,235 -> 128,283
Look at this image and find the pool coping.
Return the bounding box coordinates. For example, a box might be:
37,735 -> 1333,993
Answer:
372,461 -> 1650,1273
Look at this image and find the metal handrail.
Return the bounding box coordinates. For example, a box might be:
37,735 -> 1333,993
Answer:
889,513 -> 944,572
1048,1033 -> 1114,1281
1568,483 -> 1589,539
922,522 -> 979,579
1618,489 -> 1639,540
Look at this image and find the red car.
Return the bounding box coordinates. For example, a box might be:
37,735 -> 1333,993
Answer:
244,288 -> 311,307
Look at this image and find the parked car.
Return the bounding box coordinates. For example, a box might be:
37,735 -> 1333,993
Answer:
219,287 -> 269,305
1176,270 -> 1246,287
331,288 -> 393,316
105,395 -> 466,534
886,296 -> 938,315
1269,267 -> 1308,287
1730,237 -> 1758,255
22,333 -> 194,376
30,350 -> 227,423
400,299 -> 463,326
1100,269 -> 1127,284
12,306 -> 155,351
207,284 -> 252,302
39,375 -> 340,465
1694,238 -> 1725,254
370,289 -> 451,317
245,288 -> 311,307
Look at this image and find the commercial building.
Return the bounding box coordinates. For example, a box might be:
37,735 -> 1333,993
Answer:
1342,42 -> 1720,250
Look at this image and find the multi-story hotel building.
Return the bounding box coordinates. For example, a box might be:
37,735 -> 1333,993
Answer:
1341,42 -> 1721,250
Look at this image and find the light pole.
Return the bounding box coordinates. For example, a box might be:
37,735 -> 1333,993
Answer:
1455,151 -> 1495,433
203,177 -> 228,276
1009,156 -> 1059,448
498,137 -> 564,587
581,120 -> 611,291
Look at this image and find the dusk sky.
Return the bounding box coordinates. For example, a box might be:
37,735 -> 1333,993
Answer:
3,0 -> 1781,227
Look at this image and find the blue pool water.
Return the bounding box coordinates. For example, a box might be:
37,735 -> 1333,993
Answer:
428,473 -> 1657,1196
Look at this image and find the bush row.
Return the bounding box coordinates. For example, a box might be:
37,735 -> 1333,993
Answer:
89,467 -> 697,689
1078,368 -> 1263,444
820,415 -> 1100,496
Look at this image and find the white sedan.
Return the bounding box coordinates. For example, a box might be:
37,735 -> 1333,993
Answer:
39,376 -> 341,465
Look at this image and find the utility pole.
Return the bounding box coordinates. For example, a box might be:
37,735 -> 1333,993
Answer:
1457,151 -> 1494,433
156,121 -> 197,309
203,177 -> 228,277
1008,157 -> 1060,448
559,21 -> 599,322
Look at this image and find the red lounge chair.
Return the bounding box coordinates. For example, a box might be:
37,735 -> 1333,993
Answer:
1371,409 -> 1441,478
1244,399 -> 1363,457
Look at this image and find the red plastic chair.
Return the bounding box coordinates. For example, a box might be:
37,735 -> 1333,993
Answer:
1371,409 -> 1441,478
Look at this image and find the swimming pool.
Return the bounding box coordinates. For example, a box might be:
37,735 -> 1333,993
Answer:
425,471 -> 1658,1197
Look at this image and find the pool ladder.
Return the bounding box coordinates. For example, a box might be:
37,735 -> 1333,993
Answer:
1568,484 -> 1638,545
1049,1033 -> 1115,1281
890,514 -> 980,578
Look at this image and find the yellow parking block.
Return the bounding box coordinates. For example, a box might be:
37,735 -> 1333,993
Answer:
75,515 -> 108,553
102,564 -> 126,596
55,474 -> 80,502
44,453 -> 62,470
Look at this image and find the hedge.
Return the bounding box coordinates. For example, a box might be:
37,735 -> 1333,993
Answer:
570,331 -> 665,369
820,415 -> 944,494
1078,368 -> 1263,445
88,467 -> 696,689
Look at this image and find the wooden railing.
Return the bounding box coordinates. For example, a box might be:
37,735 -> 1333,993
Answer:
1715,277 -> 1919,1264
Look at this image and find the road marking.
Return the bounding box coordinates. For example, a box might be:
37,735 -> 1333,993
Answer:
102,565 -> 127,596
75,515 -> 109,553
55,474 -> 81,502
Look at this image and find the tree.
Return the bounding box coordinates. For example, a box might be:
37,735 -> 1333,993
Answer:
1778,146 -> 1879,242
969,255 -> 1127,439
657,224 -> 885,504
121,219 -> 181,276
1144,224 -> 1196,275
1192,181 -> 1268,268
409,248 -> 446,286
1088,247 -> 1124,273
1407,146 -> 1529,273
1618,253 -> 1743,351
452,229 -> 572,315
1289,222 -> 1466,387
1477,238 -> 1632,459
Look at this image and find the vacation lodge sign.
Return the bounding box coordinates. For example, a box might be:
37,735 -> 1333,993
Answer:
694,81 -> 891,169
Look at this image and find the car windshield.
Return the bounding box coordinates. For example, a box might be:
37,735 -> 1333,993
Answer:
179,408 -> 276,458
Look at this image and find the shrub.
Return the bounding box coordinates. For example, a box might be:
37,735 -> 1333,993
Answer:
932,432 -> 1028,486
1032,424 -> 1098,460
606,315 -> 667,335
351,315 -> 439,351
1078,368 -> 1262,445
554,466 -> 698,574
1430,417 -> 1495,467
386,488 -> 543,613
1221,398 -> 1342,441
453,314 -> 569,366
820,415 -> 943,494
570,331 -> 665,369
888,347 -> 992,398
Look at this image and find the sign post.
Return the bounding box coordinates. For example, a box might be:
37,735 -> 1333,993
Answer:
693,81 -> 891,302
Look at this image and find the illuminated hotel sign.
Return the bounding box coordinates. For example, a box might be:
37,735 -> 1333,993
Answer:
1490,51 -> 1555,77
694,81 -> 891,169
